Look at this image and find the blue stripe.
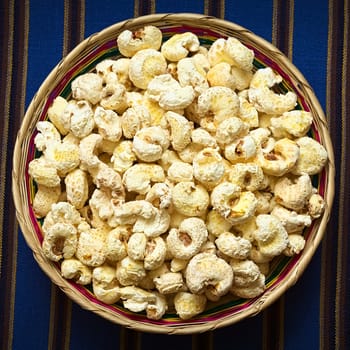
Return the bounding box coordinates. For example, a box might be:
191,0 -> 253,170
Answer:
69,303 -> 120,349
213,314 -> 263,349
13,234 -> 52,349
292,0 -> 328,110
84,0 -> 135,37
224,0 -> 273,42
24,0 -> 65,108
155,0 -> 205,14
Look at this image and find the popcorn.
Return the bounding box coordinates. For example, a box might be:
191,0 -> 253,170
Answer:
161,32 -> 200,62
28,27 -> 329,321
116,25 -> 162,57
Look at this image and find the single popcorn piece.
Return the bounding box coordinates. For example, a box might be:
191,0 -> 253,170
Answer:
230,259 -> 266,298
71,72 -> 104,105
228,163 -> 265,192
92,265 -> 120,304
211,182 -> 258,225
44,141 -> 80,176
292,136 -> 328,175
253,214 -> 289,257
121,105 -> 152,139
185,252 -> 233,301
47,96 -> 70,135
192,147 -> 226,187
116,256 -> 146,286
257,138 -> 300,176
123,163 -> 165,194
33,183 -> 61,218
146,292 -> 168,320
145,182 -> 173,210
207,62 -> 253,91
174,292 -> 207,320
215,232 -> 252,259
116,286 -> 156,313
273,174 -> 313,211
283,234 -> 306,256
105,225 -> 130,263
224,135 -> 257,164
271,205 -> 311,234
117,25 -> 163,57
61,258 -> 92,285
177,57 -> 209,96
197,86 -> 240,132
206,210 -> 232,237
167,161 -> 194,182
28,157 -> 61,187
215,117 -> 249,146
64,100 -> 95,138
132,126 -> 170,162
34,121 -> 61,152
208,37 -> 254,71
76,227 -> 107,267
111,140 -> 136,173
166,111 -> 193,151
161,32 -> 200,62
128,48 -> 167,89
248,67 -> 297,114
166,217 -> 208,259
42,222 -> 78,262
153,271 -> 185,294
113,200 -> 157,226
64,168 -> 89,209
133,207 -> 170,237
270,110 -> 313,139
171,181 -> 210,217
94,106 -> 122,142
100,82 -> 128,113
308,193 -> 326,219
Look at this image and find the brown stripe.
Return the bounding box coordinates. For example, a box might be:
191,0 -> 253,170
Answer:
134,0 -> 155,17
272,0 -> 294,59
0,0 -> 28,348
335,0 -> 349,348
120,328 -> 141,350
262,297 -> 285,350
204,0 -> 225,18
192,331 -> 213,350
320,0 -> 343,348
63,0 -> 85,57
48,285 -> 73,350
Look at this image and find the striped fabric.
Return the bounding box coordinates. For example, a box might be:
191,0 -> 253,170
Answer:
0,0 -> 348,349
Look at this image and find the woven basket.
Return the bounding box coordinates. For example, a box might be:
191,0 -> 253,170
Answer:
12,13 -> 335,334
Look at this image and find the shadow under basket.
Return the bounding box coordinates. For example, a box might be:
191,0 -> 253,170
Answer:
12,13 -> 335,334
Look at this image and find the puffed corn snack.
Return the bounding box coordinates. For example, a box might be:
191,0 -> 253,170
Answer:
28,25 -> 328,321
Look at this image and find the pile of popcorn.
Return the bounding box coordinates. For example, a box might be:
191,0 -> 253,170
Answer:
28,26 -> 328,320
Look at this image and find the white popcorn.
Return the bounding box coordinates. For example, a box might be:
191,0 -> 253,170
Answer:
28,29 -> 329,321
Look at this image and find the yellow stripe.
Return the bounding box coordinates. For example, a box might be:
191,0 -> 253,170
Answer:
47,284 -> 57,350
134,0 -> 139,17
335,0 -> 348,347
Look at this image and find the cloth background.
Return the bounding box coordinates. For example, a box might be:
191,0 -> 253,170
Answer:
1,0 -> 349,349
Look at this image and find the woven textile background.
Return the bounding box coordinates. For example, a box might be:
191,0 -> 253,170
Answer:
1,0 -> 349,349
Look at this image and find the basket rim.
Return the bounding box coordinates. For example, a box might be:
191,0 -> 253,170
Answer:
12,13 -> 335,334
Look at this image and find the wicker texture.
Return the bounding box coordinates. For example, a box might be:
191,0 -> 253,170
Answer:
12,13 -> 334,334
